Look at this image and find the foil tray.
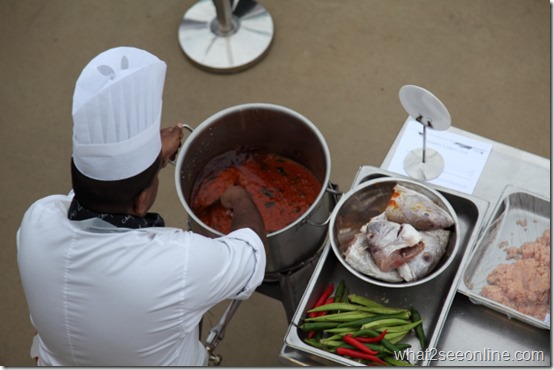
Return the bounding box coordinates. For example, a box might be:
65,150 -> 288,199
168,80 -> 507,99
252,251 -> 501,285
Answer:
458,185 -> 551,330
279,166 -> 489,366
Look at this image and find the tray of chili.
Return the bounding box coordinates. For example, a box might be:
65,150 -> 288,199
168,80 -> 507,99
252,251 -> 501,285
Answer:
279,166 -> 489,366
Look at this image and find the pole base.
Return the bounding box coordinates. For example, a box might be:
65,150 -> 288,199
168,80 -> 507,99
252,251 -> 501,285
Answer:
403,148 -> 445,181
178,0 -> 274,73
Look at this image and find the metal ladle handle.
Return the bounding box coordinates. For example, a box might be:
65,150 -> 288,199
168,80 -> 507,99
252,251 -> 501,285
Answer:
205,299 -> 242,366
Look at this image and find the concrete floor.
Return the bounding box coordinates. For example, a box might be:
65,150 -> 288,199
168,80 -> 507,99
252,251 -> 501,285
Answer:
0,0 -> 550,366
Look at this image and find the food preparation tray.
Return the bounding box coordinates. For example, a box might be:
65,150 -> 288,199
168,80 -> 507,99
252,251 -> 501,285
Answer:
458,185 -> 550,330
279,166 -> 489,366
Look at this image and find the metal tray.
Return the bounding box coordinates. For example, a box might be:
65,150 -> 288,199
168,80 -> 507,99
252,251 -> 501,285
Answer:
279,166 -> 488,366
458,185 -> 551,330
431,293 -> 550,366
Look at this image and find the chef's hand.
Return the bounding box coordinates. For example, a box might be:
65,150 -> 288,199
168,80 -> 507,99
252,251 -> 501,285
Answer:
221,186 -> 269,249
160,123 -> 185,167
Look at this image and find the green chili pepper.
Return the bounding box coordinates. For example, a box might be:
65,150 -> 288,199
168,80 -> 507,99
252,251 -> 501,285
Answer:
363,342 -> 389,354
298,321 -> 341,332
395,342 -> 412,351
347,294 -> 384,308
321,340 -> 348,348
353,327 -> 383,338
380,319 -> 422,333
340,285 -> 349,303
360,318 -> 411,330
333,279 -> 346,303
320,333 -> 349,343
337,311 -> 411,328
385,330 -> 409,344
410,306 -> 427,349
309,302 -> 408,315
303,338 -> 328,350
305,310 -> 373,322
380,336 -> 403,354
384,356 -> 414,366
307,302 -> 371,313
324,327 -> 358,334
336,315 -> 387,329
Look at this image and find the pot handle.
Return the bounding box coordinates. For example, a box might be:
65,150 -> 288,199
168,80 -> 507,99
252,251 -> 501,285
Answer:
169,124 -> 195,166
306,182 -> 342,227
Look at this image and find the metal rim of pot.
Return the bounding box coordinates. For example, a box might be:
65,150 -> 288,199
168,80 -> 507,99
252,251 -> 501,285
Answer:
329,177 -> 460,288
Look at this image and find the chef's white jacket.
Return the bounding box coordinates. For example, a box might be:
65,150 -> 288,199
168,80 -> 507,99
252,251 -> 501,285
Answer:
17,194 -> 266,366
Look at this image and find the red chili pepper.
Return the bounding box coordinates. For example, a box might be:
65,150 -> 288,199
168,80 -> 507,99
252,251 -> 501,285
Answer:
343,334 -> 379,355
314,283 -> 334,307
317,297 -> 335,317
353,329 -> 387,343
306,283 -> 335,337
336,347 -> 387,365
308,283 -> 334,318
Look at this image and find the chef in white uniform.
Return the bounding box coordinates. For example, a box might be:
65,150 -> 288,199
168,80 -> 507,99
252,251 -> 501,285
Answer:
17,46 -> 268,366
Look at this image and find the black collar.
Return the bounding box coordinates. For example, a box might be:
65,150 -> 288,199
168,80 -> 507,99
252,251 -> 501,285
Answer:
68,197 -> 165,229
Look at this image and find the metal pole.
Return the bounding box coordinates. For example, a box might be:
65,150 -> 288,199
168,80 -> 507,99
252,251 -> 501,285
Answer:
212,0 -> 235,36
422,124 -> 427,163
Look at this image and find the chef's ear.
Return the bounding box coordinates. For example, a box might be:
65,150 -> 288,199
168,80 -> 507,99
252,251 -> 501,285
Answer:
132,189 -> 151,217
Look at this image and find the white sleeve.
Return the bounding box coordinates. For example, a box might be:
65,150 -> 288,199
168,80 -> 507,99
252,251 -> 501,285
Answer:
219,228 -> 266,300
184,228 -> 266,307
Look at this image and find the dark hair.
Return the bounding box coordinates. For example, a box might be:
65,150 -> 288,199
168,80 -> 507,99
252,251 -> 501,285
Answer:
70,154 -> 162,213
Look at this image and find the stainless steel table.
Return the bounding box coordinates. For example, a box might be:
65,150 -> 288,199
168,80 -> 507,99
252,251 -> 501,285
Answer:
278,123 -> 550,366
381,124 -> 550,366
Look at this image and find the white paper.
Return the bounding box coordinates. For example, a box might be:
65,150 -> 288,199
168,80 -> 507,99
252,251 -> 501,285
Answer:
386,118 -> 493,194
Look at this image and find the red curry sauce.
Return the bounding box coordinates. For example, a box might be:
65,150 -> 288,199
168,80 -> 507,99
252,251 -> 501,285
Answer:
191,147 -> 322,234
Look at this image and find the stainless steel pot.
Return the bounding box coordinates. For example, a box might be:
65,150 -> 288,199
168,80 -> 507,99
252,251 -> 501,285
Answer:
174,103 -> 335,278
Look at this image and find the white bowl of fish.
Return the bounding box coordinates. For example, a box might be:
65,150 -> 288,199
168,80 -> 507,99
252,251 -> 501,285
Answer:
329,177 -> 460,288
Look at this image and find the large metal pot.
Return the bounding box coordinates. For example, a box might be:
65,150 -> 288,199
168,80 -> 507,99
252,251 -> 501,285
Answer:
174,103 -> 334,278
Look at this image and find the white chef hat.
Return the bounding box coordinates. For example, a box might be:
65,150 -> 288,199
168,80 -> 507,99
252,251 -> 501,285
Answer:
72,46 -> 167,181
